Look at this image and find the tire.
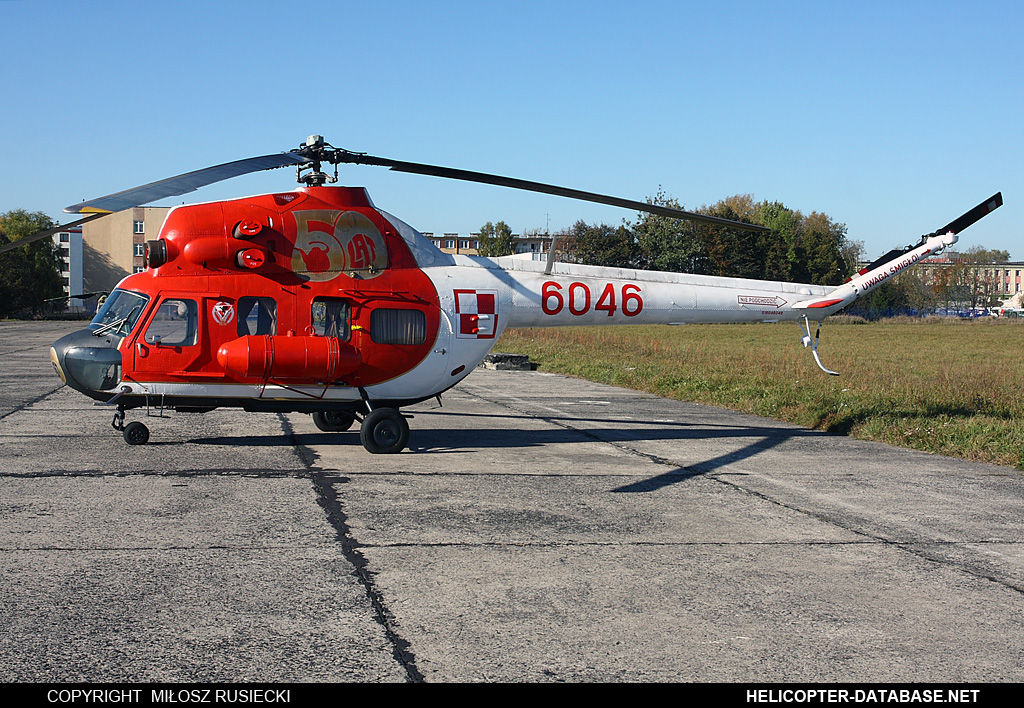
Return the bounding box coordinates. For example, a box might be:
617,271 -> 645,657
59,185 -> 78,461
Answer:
312,410 -> 355,432
359,408 -> 409,454
123,421 -> 150,445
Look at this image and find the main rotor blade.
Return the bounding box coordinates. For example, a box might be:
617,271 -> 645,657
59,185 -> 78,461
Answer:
44,291 -> 107,303
330,150 -> 770,233
64,152 -> 309,214
0,213 -> 104,255
934,192 -> 1002,235
9,152 -> 309,256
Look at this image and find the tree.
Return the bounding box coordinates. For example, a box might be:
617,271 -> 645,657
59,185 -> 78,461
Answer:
557,220 -> 637,268
0,210 -> 64,318
696,194 -> 768,279
476,220 -> 515,257
961,246 -> 1010,309
799,211 -> 851,286
932,262 -> 974,314
754,200 -> 803,282
963,246 -> 1010,264
631,191 -> 853,285
632,189 -> 709,273
927,247 -> 1011,314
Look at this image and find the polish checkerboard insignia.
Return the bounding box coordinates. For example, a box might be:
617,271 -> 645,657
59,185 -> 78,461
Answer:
454,289 -> 497,339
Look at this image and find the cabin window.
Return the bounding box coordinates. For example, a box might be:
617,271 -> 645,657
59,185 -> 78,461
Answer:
370,308 -> 427,345
238,297 -> 277,336
311,298 -> 350,340
145,298 -> 198,346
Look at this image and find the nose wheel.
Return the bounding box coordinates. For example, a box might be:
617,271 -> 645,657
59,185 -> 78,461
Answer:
123,421 -> 151,445
112,407 -> 151,445
359,408 -> 410,454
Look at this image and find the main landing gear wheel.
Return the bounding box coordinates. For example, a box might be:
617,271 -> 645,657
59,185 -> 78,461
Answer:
312,410 -> 356,432
359,408 -> 409,454
123,421 -> 150,445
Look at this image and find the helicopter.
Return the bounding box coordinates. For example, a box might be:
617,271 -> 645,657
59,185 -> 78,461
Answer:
39,136 -> 1001,453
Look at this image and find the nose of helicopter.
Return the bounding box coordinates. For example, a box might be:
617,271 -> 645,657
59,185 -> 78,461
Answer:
50,329 -> 124,398
49,344 -> 67,384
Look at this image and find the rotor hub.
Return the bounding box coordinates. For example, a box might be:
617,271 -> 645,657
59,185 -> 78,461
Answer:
295,135 -> 338,187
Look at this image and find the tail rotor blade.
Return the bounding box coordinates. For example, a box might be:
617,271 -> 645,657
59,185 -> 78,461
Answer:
934,192 -> 1003,235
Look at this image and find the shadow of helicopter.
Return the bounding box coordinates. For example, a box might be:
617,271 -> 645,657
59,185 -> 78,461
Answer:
190,409 -> 825,493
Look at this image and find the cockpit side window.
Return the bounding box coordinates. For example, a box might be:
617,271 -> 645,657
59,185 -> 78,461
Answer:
378,209 -> 455,268
144,298 -> 198,346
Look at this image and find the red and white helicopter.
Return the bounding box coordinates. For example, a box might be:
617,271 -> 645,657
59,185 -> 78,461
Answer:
38,136 -> 1001,453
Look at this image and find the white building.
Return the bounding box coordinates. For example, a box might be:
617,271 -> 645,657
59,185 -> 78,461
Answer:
421,232 -> 552,256
52,224 -> 84,311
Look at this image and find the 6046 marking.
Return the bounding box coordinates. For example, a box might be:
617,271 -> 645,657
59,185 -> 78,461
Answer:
542,281 -> 643,317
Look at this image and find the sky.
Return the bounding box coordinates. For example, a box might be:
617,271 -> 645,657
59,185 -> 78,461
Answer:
1,0 -> 1020,259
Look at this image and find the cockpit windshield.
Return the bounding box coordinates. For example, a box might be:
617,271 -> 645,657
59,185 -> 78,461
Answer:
89,289 -> 150,338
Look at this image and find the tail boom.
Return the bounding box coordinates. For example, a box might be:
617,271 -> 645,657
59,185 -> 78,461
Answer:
792,230 -> 958,316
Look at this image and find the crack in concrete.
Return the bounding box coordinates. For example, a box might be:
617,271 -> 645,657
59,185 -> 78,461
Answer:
278,413 -> 425,684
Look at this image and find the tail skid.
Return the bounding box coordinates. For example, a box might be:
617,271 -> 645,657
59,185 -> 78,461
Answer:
800,316 -> 839,376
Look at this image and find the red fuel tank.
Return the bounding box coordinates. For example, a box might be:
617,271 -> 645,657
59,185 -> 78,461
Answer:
217,335 -> 361,381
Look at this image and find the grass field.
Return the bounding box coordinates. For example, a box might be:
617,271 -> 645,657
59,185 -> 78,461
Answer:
496,318 -> 1024,470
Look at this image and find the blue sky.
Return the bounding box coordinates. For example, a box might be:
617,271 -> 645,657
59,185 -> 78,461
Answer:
1,0 -> 1020,259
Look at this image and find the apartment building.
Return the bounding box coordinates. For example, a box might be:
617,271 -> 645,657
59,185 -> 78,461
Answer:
51,224 -> 83,310
81,206 -> 171,297
422,232 -> 552,256
918,254 -> 1024,302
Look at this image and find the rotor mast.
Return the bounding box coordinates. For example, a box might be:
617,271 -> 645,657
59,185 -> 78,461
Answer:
294,135 -> 338,187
